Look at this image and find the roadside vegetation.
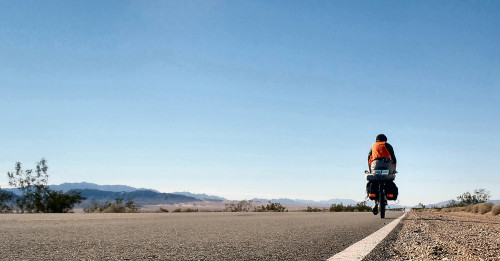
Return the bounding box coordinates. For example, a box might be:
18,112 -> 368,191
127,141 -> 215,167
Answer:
158,207 -> 169,213
254,202 -> 286,212
329,201 -> 372,212
223,200 -> 377,213
0,159 -> 85,213
0,190 -> 14,213
224,200 -> 254,212
224,200 -> 287,212
417,189 -> 499,216
83,198 -> 139,213
305,206 -> 326,212
171,207 -> 198,213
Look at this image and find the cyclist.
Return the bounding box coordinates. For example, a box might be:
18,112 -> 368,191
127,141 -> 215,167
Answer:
368,134 -> 397,174
367,134 -> 397,215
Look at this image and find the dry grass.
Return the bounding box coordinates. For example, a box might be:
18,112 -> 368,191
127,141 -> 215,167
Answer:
440,203 -> 498,215
477,202 -> 494,214
492,204 -> 500,216
440,207 -> 465,213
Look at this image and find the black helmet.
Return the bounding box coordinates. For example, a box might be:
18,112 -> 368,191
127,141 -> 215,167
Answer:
376,134 -> 387,142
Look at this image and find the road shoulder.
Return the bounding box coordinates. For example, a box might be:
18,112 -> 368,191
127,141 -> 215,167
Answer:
364,210 -> 500,260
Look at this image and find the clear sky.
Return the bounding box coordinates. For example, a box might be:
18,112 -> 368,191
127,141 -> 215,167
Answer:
1,1 -> 499,206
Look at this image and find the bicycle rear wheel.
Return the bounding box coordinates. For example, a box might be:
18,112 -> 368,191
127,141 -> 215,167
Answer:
379,186 -> 386,219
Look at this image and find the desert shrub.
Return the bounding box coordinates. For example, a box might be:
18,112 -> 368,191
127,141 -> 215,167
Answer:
45,190 -> 84,213
6,159 -> 86,213
354,201 -> 372,212
477,202 -> 494,214
330,203 -> 346,212
124,199 -> 139,212
473,204 -> 481,213
0,190 -> 14,213
172,208 -> 182,213
440,207 -> 465,213
330,202 -> 371,212
182,208 -> 198,212
457,189 -> 490,206
443,200 -> 462,208
84,198 -> 138,213
451,207 -> 465,212
464,204 -> 473,212
224,200 -> 253,212
7,159 -> 49,213
492,204 -> 500,216
305,206 -> 325,212
254,202 -> 287,212
159,207 -> 169,213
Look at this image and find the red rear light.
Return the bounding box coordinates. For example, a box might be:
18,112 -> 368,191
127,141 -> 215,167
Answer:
369,193 -> 376,197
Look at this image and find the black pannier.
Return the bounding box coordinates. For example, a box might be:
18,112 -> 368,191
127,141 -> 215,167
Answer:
366,180 -> 398,200
366,181 -> 379,200
384,181 -> 399,200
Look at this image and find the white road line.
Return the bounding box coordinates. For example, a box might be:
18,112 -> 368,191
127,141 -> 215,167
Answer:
327,212 -> 407,261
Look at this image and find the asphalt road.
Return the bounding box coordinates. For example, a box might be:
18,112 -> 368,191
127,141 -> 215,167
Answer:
0,211 -> 403,260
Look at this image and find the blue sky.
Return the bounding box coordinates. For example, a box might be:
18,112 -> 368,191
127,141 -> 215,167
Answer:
1,1 -> 499,206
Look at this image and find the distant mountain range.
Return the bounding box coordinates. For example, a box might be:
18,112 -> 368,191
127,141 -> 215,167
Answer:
3,182 -> 159,196
2,182 -> 498,208
50,182 -> 159,193
173,191 -> 226,202
72,189 -> 201,206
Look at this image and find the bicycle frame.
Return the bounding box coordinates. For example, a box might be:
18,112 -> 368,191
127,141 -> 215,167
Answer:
365,170 -> 395,219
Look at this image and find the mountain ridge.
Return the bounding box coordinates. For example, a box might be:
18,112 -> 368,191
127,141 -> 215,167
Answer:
50,182 -> 159,193
2,182 -> 498,207
173,191 -> 226,201
72,189 -> 201,206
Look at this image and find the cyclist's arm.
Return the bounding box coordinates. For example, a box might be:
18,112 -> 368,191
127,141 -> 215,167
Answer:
368,148 -> 373,170
385,143 -> 397,164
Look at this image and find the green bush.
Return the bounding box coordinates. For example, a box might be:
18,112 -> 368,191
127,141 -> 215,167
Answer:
7,159 -> 49,212
457,189 -> 490,206
305,206 -> 325,212
6,159 -> 86,213
0,190 -> 14,213
45,190 -> 84,213
254,202 -> 287,212
330,201 -> 372,212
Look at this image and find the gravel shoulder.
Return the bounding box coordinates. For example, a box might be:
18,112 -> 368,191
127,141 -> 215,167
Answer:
365,210 -> 500,261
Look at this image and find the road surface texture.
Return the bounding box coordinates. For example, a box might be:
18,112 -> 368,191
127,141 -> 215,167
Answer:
363,210 -> 500,261
0,211 -> 403,260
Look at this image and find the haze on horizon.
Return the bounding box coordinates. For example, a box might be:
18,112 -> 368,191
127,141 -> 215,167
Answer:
1,1 -> 499,206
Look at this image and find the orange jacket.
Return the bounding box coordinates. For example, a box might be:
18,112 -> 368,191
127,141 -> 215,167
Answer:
368,141 -> 396,165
